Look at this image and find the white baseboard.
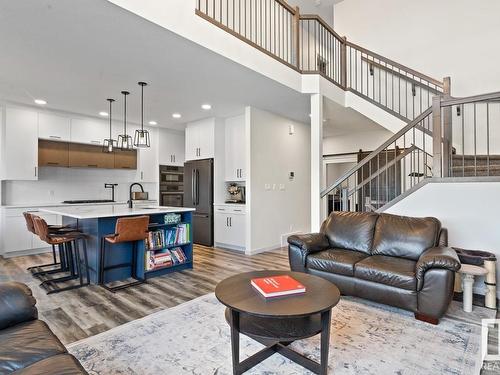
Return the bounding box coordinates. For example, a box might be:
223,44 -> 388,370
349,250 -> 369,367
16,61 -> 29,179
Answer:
246,243 -> 282,256
280,231 -> 303,247
2,247 -> 52,258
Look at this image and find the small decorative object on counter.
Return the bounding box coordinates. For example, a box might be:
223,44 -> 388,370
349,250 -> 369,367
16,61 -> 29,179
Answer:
164,213 -> 181,225
453,248 -> 497,309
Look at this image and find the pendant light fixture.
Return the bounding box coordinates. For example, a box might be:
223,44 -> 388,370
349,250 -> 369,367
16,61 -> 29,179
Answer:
117,91 -> 133,150
133,81 -> 151,148
103,98 -> 116,153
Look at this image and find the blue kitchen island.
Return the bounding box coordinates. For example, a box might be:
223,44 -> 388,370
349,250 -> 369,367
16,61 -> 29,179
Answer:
40,205 -> 195,284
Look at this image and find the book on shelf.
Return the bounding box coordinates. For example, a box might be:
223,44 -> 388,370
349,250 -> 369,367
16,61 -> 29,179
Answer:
145,224 -> 191,251
145,247 -> 188,271
251,275 -> 306,298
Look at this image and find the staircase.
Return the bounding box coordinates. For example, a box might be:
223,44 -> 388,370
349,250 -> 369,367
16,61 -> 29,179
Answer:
195,0 -> 500,213
452,155 -> 500,177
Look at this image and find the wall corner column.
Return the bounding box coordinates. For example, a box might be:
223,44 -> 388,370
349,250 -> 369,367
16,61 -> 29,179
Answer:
311,94 -> 323,232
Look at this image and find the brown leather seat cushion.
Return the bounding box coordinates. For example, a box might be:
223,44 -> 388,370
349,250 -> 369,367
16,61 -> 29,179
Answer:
0,320 -> 67,373
354,255 -> 417,291
11,354 -> 87,375
307,248 -> 369,276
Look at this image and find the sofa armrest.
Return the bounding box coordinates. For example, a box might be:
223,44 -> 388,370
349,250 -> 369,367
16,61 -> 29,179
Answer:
288,233 -> 330,272
288,233 -> 330,255
0,282 -> 38,330
416,247 -> 461,290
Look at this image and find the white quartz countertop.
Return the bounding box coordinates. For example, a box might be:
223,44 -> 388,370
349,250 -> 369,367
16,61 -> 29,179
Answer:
2,201 -> 129,209
39,206 -> 195,219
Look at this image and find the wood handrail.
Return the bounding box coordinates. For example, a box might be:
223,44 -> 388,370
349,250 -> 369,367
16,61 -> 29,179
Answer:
440,91 -> 500,107
299,14 -> 344,41
276,0 -> 297,15
346,41 -> 444,88
320,107 -> 433,198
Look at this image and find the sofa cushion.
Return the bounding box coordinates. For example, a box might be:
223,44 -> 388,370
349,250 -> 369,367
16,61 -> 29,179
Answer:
354,255 -> 417,291
372,213 -> 441,260
307,248 -> 369,276
11,354 -> 87,375
0,320 -> 67,373
321,211 -> 379,254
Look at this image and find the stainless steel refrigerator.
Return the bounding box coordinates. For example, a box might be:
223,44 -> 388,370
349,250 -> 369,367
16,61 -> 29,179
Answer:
184,159 -> 214,246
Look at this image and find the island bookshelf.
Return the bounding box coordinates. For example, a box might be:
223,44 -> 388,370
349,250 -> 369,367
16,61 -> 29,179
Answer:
136,211 -> 194,279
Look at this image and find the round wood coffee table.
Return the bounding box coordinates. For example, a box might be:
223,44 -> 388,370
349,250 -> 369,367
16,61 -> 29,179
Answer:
215,270 -> 340,375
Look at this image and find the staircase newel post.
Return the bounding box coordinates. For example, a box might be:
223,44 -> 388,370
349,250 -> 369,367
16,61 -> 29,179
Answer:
432,95 -> 443,178
442,77 -> 452,177
341,36 -> 347,89
293,6 -> 300,69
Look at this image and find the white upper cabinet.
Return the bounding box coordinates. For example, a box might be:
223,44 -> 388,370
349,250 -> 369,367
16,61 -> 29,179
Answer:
158,129 -> 185,166
185,119 -> 215,161
38,112 -> 71,141
3,107 -> 38,180
136,126 -> 158,183
225,115 -> 246,181
70,118 -> 108,145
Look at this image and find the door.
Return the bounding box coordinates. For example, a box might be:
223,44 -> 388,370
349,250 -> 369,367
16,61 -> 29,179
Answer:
38,113 -> 71,141
184,159 -> 214,246
70,118 -> 107,145
4,107 -> 38,180
38,140 -> 69,167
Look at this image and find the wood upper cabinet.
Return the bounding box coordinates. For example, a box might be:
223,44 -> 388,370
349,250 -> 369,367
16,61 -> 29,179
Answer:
114,149 -> 137,170
68,143 -> 114,169
38,140 -> 69,167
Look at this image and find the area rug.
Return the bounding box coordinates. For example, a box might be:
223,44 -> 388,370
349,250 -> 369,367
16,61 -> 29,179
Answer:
68,293 -> 489,375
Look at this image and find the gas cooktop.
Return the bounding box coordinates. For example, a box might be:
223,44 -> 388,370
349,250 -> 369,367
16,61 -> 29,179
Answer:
62,200 -> 115,204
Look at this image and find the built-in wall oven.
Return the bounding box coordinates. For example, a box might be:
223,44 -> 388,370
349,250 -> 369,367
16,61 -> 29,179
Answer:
159,165 -> 184,207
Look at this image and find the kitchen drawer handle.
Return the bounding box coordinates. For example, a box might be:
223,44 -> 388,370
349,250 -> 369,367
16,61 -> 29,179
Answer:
234,209 -> 242,212
49,135 -> 61,139
88,164 -> 98,167
122,166 -> 131,169
47,162 -> 59,165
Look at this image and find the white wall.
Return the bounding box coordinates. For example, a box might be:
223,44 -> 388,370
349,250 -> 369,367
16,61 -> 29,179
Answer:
2,167 -> 157,205
386,181 -> 500,298
334,0 -> 500,97
287,0 -> 335,26
323,128 -> 393,155
248,107 -> 310,253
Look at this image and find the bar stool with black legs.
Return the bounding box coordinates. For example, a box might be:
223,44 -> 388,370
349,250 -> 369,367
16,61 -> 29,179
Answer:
23,212 -> 72,278
33,216 -> 90,294
99,215 -> 149,292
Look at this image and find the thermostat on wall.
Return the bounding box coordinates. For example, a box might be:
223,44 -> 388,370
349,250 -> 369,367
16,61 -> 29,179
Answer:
289,172 -> 295,180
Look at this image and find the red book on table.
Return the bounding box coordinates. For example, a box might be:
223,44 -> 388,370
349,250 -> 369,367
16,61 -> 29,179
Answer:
251,275 -> 306,298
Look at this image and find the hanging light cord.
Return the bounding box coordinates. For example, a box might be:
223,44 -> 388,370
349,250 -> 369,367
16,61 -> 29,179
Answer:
140,83 -> 144,131
108,99 -> 113,139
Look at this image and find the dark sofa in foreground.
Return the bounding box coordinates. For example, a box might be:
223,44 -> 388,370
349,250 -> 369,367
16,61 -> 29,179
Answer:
0,282 -> 87,374
288,212 -> 461,324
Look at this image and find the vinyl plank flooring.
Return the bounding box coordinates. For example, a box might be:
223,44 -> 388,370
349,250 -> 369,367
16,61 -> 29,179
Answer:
0,245 -> 289,345
2,245 -> 495,374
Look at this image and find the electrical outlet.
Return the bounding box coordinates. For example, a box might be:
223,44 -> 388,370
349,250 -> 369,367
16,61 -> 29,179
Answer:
265,184 -> 271,191
279,184 -> 285,191
49,190 -> 55,197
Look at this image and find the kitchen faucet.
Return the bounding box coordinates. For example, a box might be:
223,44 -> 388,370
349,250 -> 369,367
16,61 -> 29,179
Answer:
129,183 -> 145,208
104,183 -> 118,202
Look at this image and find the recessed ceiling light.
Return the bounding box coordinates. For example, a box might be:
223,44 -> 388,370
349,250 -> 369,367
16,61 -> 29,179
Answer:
201,104 -> 212,110
99,111 -> 109,117
148,121 -> 158,125
34,99 -> 47,105
172,113 -> 182,119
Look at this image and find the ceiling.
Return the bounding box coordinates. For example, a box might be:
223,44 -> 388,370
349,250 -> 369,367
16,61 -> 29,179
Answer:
322,96 -> 389,137
0,0 -> 310,130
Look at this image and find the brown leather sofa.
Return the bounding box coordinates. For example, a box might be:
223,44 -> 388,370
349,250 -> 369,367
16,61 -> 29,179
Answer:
288,212 -> 461,324
0,282 -> 87,374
